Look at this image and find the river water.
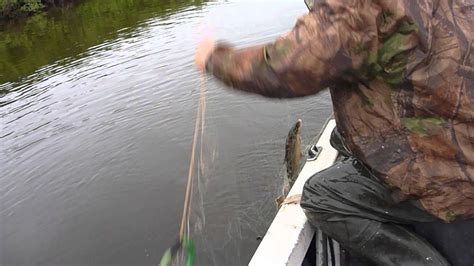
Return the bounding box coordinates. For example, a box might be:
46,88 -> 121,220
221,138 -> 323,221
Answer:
0,0 -> 332,264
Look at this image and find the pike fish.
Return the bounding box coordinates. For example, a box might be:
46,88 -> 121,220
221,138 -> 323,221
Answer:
276,119 -> 305,207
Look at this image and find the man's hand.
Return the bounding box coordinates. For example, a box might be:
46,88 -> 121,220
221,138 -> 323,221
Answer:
195,37 -> 215,72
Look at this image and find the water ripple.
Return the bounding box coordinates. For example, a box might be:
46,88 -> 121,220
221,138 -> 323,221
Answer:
0,1 -> 330,265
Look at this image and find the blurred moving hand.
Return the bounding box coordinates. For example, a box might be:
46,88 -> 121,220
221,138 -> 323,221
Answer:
195,37 -> 215,72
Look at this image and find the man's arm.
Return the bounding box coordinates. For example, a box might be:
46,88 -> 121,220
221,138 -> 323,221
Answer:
205,2 -> 378,98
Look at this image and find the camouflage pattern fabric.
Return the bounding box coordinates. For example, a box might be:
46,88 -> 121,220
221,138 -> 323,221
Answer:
205,0 -> 474,222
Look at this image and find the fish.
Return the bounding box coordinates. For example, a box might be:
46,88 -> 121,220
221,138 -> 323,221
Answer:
285,119 -> 303,189
276,119 -> 305,208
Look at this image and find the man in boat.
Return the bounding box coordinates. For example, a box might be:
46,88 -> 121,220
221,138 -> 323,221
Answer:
195,0 -> 473,264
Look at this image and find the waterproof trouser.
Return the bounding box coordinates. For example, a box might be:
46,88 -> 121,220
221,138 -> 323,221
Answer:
300,129 -> 450,265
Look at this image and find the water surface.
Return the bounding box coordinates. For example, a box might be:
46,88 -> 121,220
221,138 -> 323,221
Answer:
0,0 -> 333,264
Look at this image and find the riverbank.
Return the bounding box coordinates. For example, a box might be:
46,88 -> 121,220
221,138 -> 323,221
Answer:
0,0 -> 76,20
0,0 -> 208,83
0,1 -> 329,265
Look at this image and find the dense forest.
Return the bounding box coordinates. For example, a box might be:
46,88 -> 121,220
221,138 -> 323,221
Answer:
0,0 -> 75,19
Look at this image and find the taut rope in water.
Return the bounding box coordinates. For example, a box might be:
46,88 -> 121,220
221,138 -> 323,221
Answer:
179,73 -> 206,243
161,73 -> 205,266
161,73 -> 206,266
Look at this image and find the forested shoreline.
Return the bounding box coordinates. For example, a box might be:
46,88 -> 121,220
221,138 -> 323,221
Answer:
1,0 -> 76,20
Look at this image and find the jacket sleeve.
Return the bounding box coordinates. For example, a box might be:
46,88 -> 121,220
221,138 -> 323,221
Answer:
205,2 -> 378,98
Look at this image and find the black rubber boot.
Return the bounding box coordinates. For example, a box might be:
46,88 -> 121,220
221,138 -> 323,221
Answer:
301,129 -> 450,265
357,222 -> 450,265
304,211 -> 450,266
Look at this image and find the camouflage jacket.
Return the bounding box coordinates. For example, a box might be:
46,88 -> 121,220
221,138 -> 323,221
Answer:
205,0 -> 474,222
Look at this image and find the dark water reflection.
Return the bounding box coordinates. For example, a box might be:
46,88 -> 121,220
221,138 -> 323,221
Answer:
0,0 -> 332,265
0,0 -> 209,84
